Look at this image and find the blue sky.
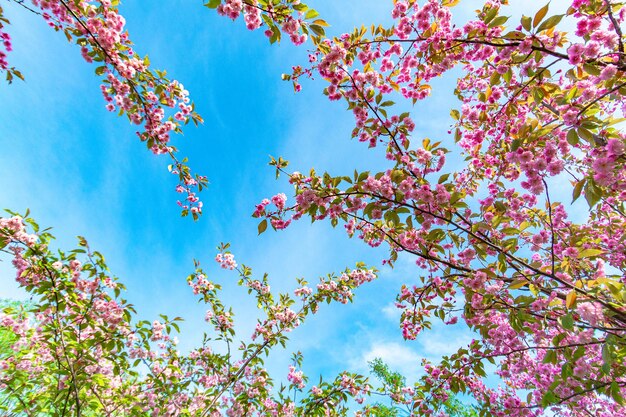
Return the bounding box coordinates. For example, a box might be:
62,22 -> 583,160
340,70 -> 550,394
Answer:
0,0 -> 565,393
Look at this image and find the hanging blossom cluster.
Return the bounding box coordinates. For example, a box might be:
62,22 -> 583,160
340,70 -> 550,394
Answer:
2,0 -> 206,217
0,16 -> 11,70
215,252 -> 237,270
253,0 -> 626,415
3,0 -> 332,219
208,0 -> 328,46
0,4 -> 22,82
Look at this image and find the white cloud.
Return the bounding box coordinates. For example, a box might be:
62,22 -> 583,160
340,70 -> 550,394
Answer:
419,329 -> 473,359
382,302 -> 401,321
349,340 -> 423,383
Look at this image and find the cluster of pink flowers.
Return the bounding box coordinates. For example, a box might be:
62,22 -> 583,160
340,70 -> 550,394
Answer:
0,0 -> 207,217
247,279 -> 270,295
293,286 -> 312,298
0,29 -> 11,70
213,0 -> 320,47
246,0 -> 626,414
3,0 -> 626,415
287,365 -> 305,389
243,2 -> 262,30
281,17 -> 306,45
188,273 -> 216,295
215,252 -> 237,270
217,0 -> 243,19
0,216 -> 37,247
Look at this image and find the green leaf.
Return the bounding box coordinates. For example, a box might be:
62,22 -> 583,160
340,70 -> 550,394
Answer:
270,26 -> 280,43
293,3 -> 307,11
504,30 -> 525,40
309,25 -> 326,37
532,88 -> 545,104
572,178 -> 585,203
384,210 -> 400,227
521,15 -> 532,31
541,390 -> 559,407
508,279 -> 528,290
489,15 -> 509,28
312,19 -> 329,27
543,349 -> 557,364
560,313 -> 574,330
483,7 -> 498,24
305,9 -> 319,19
503,68 -> 512,83
204,0 -> 220,9
566,129 -> 579,146
577,248 -> 604,258
611,381 -> 625,405
559,364 -> 572,381
258,219 -> 268,235
536,14 -> 563,32
602,343 -> 614,366
584,180 -> 601,208
578,127 -> 593,142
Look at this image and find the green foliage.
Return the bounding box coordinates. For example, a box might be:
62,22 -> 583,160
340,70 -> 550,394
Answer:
367,358 -> 407,417
369,358 -> 406,391
367,358 -> 478,417
442,396 -> 480,417
0,299 -> 29,359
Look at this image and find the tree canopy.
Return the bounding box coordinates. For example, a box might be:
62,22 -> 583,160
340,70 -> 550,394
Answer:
1,0 -> 625,416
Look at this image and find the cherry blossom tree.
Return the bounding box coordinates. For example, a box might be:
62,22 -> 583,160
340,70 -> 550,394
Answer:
256,0 -> 626,415
1,0 -> 626,416
0,211 -> 378,415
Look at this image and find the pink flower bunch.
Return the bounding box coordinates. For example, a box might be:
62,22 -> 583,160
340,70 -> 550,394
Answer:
287,365 -> 305,389
270,193 -> 287,210
217,0 -> 243,20
215,252 -> 237,270
4,0 -> 208,217
0,31 -> 11,69
281,17 -> 307,45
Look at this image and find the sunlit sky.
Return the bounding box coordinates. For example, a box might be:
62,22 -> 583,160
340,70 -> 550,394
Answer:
0,0 -> 573,391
